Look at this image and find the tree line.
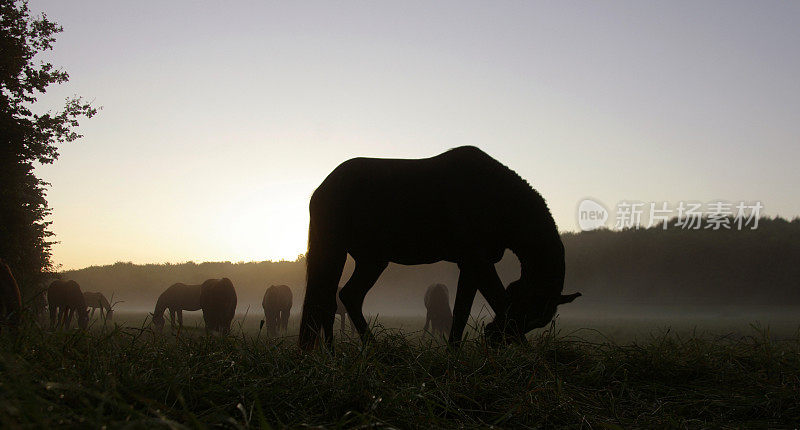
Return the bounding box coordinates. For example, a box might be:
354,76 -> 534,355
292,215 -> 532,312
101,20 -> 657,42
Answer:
59,216 -> 800,314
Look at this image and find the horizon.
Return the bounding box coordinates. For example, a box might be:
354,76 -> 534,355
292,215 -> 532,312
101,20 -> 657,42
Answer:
59,214 -> 798,272
27,1 -> 800,270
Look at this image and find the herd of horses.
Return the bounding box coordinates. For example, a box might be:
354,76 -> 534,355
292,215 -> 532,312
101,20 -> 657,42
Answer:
152,280 -> 454,337
2,146 -> 581,348
0,262 -> 113,332
1,257 -> 455,337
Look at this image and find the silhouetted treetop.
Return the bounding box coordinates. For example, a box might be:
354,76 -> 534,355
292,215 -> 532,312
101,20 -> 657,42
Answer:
0,0 -> 96,294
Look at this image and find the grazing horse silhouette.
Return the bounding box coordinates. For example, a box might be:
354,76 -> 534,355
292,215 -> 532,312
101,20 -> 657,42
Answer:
151,283 -> 202,332
424,283 -> 453,336
335,287 -> 354,334
47,280 -> 89,330
299,146 -> 581,349
83,292 -> 113,321
0,259 -> 22,331
262,284 -> 292,335
199,278 -> 236,335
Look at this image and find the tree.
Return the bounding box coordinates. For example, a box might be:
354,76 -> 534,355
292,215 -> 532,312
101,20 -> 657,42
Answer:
0,0 -> 96,296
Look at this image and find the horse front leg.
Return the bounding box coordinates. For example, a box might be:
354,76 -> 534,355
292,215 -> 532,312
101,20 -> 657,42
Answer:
472,264 -> 509,322
64,308 -> 74,329
281,310 -> 290,332
339,260 -> 387,345
49,306 -> 57,330
449,265 -> 479,346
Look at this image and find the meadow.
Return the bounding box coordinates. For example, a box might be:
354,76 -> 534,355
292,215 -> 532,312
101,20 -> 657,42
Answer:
1,312 -> 799,428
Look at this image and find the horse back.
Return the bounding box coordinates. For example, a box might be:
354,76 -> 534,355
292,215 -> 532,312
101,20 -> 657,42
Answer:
264,285 -> 292,312
48,280 -> 86,309
200,278 -> 237,317
311,147 -> 520,264
164,283 -> 202,311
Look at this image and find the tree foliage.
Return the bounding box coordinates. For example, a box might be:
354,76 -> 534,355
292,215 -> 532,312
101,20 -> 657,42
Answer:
0,0 -> 96,293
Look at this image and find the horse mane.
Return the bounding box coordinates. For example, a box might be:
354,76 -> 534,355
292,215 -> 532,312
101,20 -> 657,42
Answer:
443,146 -> 558,233
153,292 -> 168,317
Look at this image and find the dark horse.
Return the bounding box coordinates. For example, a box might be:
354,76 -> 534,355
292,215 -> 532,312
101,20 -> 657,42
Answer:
83,292 -> 114,321
199,278 -> 237,335
48,280 -> 89,330
151,282 -> 202,332
299,146 -> 580,349
0,259 -> 22,331
424,283 -> 453,336
262,284 -> 292,335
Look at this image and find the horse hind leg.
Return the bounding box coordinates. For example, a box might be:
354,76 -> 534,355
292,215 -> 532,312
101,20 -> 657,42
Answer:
284,309 -> 290,332
57,307 -> 67,329
339,260 -> 387,344
298,246 -> 346,349
49,306 -> 57,330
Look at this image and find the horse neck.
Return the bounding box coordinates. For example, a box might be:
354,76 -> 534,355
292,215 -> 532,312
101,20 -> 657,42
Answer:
512,230 -> 565,296
154,295 -> 168,316
100,295 -> 111,310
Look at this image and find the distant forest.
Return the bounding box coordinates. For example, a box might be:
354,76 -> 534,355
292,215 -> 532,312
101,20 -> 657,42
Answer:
60,217 -> 800,316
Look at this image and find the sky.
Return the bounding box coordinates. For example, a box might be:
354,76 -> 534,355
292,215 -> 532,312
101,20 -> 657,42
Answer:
27,1 -> 800,270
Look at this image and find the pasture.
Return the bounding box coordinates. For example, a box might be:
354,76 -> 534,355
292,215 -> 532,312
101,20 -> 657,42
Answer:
1,311 -> 799,428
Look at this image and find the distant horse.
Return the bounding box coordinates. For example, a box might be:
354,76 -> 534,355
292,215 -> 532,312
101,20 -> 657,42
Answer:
0,259 -> 22,331
199,278 -> 236,335
335,287 -> 354,334
424,283 -> 452,336
299,146 -> 581,349
83,292 -> 114,321
48,280 -> 89,330
262,284 -> 292,335
151,283 -> 202,332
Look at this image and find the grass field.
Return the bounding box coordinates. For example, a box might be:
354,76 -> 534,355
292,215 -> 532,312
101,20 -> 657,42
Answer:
1,312 -> 799,428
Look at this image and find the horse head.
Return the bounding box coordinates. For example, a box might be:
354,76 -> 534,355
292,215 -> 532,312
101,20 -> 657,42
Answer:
485,278 -> 581,344
151,312 -> 165,332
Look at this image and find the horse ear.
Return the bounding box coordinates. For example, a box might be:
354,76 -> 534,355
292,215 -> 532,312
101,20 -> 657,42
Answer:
558,292 -> 581,304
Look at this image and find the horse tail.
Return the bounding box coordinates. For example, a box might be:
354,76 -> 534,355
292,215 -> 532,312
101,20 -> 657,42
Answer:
299,206 -> 345,350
